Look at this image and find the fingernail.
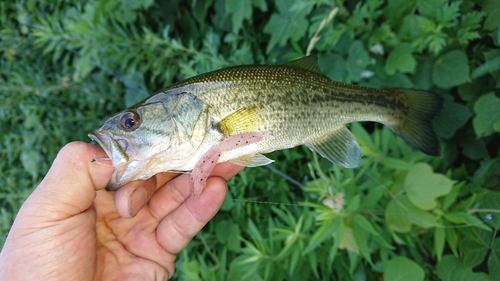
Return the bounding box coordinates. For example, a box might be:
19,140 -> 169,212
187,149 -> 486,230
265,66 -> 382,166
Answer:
129,187 -> 147,217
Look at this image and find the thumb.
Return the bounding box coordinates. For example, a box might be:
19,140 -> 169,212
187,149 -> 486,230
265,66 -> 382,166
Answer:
22,141 -> 114,220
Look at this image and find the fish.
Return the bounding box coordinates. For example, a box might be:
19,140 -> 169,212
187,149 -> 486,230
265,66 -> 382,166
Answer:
88,55 -> 443,195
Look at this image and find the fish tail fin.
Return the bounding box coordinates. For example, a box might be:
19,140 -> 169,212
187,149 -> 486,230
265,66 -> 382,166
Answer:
388,89 -> 444,156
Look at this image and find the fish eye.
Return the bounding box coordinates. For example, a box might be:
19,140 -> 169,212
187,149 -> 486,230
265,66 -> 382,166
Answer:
119,111 -> 140,132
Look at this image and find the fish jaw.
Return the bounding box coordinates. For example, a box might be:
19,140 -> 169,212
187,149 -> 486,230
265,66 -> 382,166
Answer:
88,130 -> 135,190
88,130 -> 129,167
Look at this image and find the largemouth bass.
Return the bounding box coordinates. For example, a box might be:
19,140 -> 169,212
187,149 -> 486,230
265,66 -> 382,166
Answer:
89,55 -> 443,194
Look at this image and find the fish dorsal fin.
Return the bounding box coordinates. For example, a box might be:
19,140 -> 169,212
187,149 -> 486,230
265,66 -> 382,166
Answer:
230,153 -> 274,167
284,55 -> 322,74
305,126 -> 362,168
218,105 -> 263,136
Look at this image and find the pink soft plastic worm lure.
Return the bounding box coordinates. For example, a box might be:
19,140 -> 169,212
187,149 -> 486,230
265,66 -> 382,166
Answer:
189,132 -> 270,196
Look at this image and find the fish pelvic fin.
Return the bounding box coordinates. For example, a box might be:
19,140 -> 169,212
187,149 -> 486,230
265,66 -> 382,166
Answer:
388,89 -> 444,156
306,126 -> 362,168
230,154 -> 274,167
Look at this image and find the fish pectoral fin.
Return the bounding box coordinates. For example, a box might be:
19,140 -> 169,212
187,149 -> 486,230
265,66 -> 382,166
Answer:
305,126 -> 362,168
284,55 -> 322,74
230,154 -> 274,167
218,105 -> 263,136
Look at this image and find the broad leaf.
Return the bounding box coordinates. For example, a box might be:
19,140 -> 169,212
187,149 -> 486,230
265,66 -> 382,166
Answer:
405,163 -> 454,210
436,255 -> 491,281
384,256 -> 425,281
473,92 -> 500,137
385,44 -> 416,75
432,50 -> 470,88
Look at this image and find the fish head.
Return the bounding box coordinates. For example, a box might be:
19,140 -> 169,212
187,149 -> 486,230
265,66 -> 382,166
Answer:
89,91 -> 211,190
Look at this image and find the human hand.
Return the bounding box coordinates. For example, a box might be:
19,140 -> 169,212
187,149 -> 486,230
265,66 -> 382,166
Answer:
0,141 -> 243,280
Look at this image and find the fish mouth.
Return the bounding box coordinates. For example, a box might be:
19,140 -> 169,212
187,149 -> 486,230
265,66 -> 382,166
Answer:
88,130 -> 130,168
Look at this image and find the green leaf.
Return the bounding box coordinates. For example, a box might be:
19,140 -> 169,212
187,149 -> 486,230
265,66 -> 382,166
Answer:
405,163 -> 454,210
473,92 -> 500,137
347,40 -> 370,82
434,227 -> 445,262
20,150 -> 42,180
471,55 -> 500,79
352,214 -> 376,264
481,0 -> 500,30
436,255 -> 491,281
432,50 -> 470,88
417,0 -> 446,18
385,44 -> 416,75
320,53 -> 346,82
488,238 -> 500,280
386,199 -> 411,233
411,58 -> 433,90
433,100 -> 472,139
443,212 -> 491,231
216,220 -> 242,251
442,182 -> 464,211
303,217 -> 341,255
73,56 -> 95,82
384,256 -> 425,281
462,236 -> 489,268
263,0 -> 308,53
225,0 -> 252,33
386,195 -> 437,232
252,0 -> 267,11
481,191 -> 500,230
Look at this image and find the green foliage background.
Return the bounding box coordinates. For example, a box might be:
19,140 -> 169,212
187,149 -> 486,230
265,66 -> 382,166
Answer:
1,0 -> 500,280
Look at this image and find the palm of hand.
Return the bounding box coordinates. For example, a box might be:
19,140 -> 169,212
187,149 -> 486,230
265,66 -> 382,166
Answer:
0,142 -> 242,281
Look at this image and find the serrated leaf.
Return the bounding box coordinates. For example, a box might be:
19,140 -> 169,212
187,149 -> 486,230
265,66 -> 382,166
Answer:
437,1 -> 460,27
417,0 -> 445,18
263,0 -> 308,53
405,163 -> 454,210
473,92 -> 500,137
384,256 -> 425,281
225,0 -> 252,33
432,50 -> 470,88
385,44 -> 416,75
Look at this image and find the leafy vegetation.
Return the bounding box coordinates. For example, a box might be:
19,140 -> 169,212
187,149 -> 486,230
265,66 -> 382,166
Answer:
1,0 -> 500,280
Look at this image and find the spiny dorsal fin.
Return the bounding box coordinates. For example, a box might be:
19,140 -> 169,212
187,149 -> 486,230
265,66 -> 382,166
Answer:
284,55 -> 322,74
218,105 -> 263,136
305,126 -> 362,168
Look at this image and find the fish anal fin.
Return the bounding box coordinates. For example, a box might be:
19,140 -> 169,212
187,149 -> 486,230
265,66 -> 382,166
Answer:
306,126 -> 362,168
230,154 -> 274,167
218,105 -> 263,136
284,55 -> 322,74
